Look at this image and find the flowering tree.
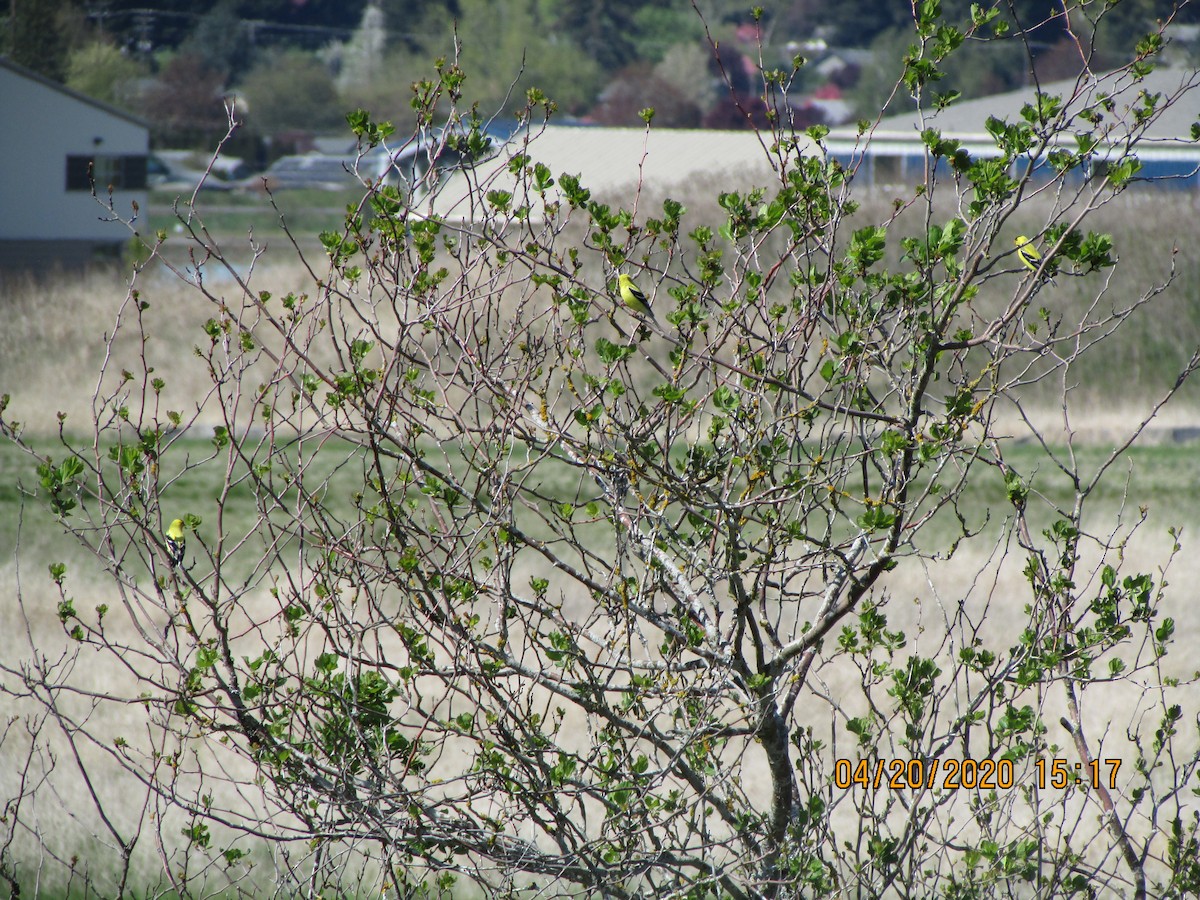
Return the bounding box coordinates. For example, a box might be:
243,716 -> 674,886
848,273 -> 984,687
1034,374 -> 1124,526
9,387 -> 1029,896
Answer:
4,2 -> 1200,897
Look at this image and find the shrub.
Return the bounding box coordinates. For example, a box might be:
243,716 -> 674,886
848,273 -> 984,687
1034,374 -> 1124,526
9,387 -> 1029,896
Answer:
3,4 -> 1199,897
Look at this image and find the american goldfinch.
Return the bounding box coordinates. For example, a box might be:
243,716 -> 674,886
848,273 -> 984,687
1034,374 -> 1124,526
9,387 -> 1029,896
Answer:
1014,235 -> 1041,272
165,518 -> 186,568
618,274 -> 654,319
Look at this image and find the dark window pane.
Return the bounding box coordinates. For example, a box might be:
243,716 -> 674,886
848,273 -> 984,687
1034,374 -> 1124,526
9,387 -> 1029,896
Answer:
65,154 -> 149,191
122,155 -> 148,190
66,155 -> 92,191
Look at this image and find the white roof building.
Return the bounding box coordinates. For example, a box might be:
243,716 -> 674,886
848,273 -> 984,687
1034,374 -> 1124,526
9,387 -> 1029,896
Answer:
412,125 -> 817,223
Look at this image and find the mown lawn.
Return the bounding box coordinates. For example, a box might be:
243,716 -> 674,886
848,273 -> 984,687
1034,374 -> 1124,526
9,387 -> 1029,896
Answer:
5,429 -> 1198,584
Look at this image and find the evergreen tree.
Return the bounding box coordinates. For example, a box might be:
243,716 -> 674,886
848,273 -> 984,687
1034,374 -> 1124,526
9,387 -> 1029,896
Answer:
555,0 -> 644,73
6,0 -> 78,82
181,0 -> 252,80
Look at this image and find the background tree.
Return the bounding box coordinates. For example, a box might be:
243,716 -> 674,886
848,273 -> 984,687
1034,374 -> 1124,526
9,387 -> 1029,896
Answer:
65,39 -> 148,109
81,0 -> 373,54
628,2 -> 706,63
84,0 -> 217,55
554,0 -> 646,73
588,62 -> 703,126
848,0 -> 1200,117
179,0 -> 253,82
379,0 -> 461,50
142,52 -> 232,147
5,0 -> 86,81
3,2 -> 1200,898
241,48 -> 345,135
653,42 -> 721,114
451,0 -> 604,116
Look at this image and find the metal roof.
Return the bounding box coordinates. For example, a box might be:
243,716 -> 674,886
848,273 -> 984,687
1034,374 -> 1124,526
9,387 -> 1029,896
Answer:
419,125 -> 817,222
832,66 -> 1199,150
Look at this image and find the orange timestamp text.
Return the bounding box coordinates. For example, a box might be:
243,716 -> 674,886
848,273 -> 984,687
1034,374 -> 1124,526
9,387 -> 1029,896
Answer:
834,757 -> 1122,791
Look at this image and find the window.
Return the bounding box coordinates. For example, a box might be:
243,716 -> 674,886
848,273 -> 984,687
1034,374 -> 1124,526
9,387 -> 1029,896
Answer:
65,154 -> 148,191
872,154 -> 905,185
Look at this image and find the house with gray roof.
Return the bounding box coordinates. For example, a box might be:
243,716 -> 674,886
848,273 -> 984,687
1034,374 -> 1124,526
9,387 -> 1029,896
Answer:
0,57 -> 149,268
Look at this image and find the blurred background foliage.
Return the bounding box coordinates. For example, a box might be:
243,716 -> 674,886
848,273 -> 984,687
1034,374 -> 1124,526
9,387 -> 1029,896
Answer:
3,0 -> 1198,157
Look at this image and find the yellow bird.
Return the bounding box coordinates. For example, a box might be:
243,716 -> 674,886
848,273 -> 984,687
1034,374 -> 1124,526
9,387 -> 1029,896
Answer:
1014,235 -> 1042,272
617,273 -> 655,319
165,518 -> 186,568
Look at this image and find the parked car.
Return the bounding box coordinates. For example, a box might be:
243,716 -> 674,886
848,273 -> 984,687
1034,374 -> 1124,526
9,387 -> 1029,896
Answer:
242,152 -> 358,191
366,123 -> 513,191
237,123 -> 517,193
147,151 -> 235,192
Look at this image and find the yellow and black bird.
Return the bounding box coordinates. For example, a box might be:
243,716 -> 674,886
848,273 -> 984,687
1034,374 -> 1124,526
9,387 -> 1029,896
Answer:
1014,235 -> 1042,273
165,518 -> 186,568
618,273 -> 655,319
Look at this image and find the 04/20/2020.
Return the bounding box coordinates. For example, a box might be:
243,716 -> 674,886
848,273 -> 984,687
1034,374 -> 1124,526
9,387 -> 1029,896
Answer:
834,757 -> 1122,791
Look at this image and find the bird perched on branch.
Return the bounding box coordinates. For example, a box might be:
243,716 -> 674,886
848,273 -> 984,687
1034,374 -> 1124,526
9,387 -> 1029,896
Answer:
1014,235 -> 1042,272
1015,234 -> 1059,284
618,273 -> 655,319
165,518 -> 186,568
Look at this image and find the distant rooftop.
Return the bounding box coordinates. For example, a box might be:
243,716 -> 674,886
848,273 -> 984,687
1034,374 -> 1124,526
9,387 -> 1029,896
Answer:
420,125 -> 817,222
860,66 -> 1200,147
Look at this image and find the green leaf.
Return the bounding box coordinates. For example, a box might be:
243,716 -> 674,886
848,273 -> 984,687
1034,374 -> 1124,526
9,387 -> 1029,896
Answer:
486,189 -> 512,211
532,162 -> 555,192
847,225 -> 887,272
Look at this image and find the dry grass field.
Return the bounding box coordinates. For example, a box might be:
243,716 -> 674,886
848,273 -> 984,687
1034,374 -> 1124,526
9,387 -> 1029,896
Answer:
2,184 -> 1200,896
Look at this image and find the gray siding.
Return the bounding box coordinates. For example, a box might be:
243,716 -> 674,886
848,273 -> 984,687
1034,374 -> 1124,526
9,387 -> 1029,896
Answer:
0,59 -> 148,251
